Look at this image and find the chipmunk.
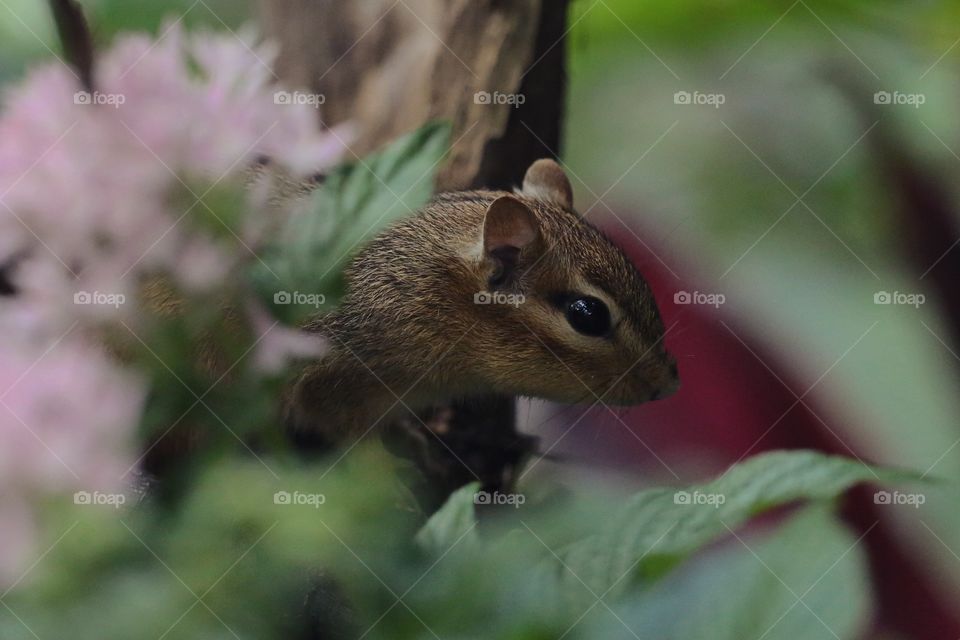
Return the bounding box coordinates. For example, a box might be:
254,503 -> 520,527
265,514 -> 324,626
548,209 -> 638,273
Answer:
289,159 -> 679,442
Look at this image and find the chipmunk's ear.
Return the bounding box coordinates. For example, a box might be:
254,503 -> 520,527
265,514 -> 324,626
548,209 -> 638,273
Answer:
483,196 -> 539,253
482,196 -> 540,286
521,158 -> 573,209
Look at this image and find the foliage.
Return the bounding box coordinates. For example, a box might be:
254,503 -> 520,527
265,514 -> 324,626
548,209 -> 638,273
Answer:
0,449 -> 917,639
566,0 -> 960,620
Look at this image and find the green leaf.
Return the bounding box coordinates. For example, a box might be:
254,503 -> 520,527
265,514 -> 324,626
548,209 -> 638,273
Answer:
415,482 -> 480,554
252,122 -> 450,324
585,506 -> 871,640
554,449 -> 915,607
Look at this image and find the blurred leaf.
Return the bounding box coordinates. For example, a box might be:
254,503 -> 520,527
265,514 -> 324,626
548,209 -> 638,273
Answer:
252,121 -> 450,324
371,450 -> 898,640
554,449 -> 913,607
586,506 -> 870,640
3,450 -> 911,640
415,482 -> 480,554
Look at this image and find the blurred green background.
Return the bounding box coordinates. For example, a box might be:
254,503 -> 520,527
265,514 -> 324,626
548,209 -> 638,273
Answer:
564,0 -> 960,610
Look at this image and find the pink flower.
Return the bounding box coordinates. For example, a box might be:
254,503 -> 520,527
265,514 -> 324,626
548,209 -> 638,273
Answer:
0,23 -> 347,306
0,23 -> 348,588
0,340 -> 145,588
0,341 -> 144,493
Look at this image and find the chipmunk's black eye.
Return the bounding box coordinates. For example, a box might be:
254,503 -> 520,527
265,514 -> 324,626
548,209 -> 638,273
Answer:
565,296 -> 610,337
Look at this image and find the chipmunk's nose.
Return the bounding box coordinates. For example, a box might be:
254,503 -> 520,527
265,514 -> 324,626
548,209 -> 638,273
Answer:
649,357 -> 679,401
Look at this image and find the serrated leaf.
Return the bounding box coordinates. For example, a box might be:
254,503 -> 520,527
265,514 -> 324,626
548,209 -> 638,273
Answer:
251,122 -> 450,324
584,506 -> 870,640
554,449 -> 916,608
415,482 -> 480,555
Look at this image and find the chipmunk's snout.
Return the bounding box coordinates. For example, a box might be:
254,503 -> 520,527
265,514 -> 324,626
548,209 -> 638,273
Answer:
647,355 -> 680,402
607,352 -> 679,405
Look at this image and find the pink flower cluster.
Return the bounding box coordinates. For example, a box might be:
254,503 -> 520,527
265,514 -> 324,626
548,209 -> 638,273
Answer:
0,24 -> 345,334
0,342 -> 145,586
0,23 -> 342,586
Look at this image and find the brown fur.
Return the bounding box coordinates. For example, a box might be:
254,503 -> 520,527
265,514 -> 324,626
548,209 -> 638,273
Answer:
290,160 -> 678,442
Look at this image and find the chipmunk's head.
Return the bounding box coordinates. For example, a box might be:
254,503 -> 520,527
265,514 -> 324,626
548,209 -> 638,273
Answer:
467,159 -> 678,406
